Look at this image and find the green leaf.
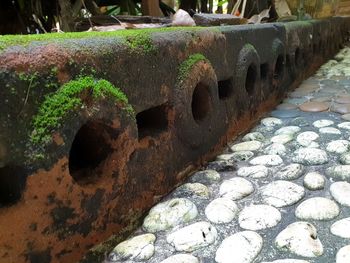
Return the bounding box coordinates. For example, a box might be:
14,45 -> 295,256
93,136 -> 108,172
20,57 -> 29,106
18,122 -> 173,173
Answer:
217,0 -> 228,7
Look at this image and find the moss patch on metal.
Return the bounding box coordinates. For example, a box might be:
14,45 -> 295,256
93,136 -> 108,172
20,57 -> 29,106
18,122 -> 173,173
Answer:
178,53 -> 209,83
125,32 -> 155,54
30,76 -> 134,145
0,27 -> 208,54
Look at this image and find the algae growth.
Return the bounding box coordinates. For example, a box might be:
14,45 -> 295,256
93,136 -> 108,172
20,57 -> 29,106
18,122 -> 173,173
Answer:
178,53 -> 209,82
31,76 -> 133,145
0,27 -> 208,54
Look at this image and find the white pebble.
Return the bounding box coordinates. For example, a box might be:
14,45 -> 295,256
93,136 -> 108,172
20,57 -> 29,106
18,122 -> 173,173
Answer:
219,177 -> 254,200
205,198 -> 238,224
303,172 -> 325,190
330,181 -> 350,207
295,197 -> 340,220
238,205 -> 281,230
215,231 -> 263,263
250,155 -> 283,166
313,119 -> 334,128
275,222 -> 323,257
167,221 -> 217,252
261,117 -> 283,127
331,217 -> 350,238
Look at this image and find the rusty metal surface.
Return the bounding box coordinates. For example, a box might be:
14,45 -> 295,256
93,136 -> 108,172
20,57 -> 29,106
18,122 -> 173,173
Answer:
0,18 -> 349,262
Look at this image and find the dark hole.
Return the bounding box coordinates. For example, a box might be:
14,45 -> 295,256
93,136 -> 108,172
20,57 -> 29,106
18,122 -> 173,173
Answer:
202,231 -> 206,239
318,40 -> 322,53
260,63 -> 269,81
136,105 -> 168,139
295,48 -> 302,67
323,41 -> 328,55
0,165 -> 26,206
245,64 -> 257,96
286,55 -> 293,74
69,121 -> 113,183
191,82 -> 212,123
218,78 -> 234,100
274,55 -> 284,81
333,42 -> 338,52
303,51 -> 308,67
313,43 -> 318,54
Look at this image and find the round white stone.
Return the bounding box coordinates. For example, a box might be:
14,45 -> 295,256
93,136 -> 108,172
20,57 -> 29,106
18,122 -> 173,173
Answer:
238,205 -> 281,230
205,198 -> 239,224
219,177 -> 254,200
264,143 -> 287,156
167,221 -> 217,252
326,140 -> 350,154
303,172 -> 325,190
111,234 -> 156,261
292,148 -> 328,165
319,127 -> 342,135
249,155 -> 283,166
336,245 -> 350,263
242,132 -> 265,142
338,122 -> 350,130
231,141 -> 262,152
261,117 -> 283,127
340,152 -> 350,164
160,254 -> 199,263
143,198 -> 198,232
232,151 -> 254,161
271,134 -> 294,144
326,165 -> 350,181
191,169 -> 221,184
178,183 -> 210,198
261,180 -> 305,207
261,260 -> 310,263
313,119 -> 334,128
295,197 -> 340,220
331,217 -> 350,238
296,131 -> 319,147
215,231 -> 263,263
330,181 -> 350,206
275,126 -> 301,135
217,153 -> 235,161
276,163 -> 304,180
237,165 -> 269,178
275,221 -> 323,258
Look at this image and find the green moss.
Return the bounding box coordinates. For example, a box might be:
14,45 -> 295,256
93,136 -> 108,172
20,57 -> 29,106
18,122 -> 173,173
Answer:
30,76 -> 134,145
18,71 -> 39,84
50,66 -> 58,75
17,70 -> 59,91
0,27 -> 207,53
125,32 -> 154,53
178,53 -> 209,83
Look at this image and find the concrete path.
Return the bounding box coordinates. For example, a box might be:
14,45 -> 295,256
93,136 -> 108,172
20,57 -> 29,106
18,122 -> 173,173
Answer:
106,47 -> 350,263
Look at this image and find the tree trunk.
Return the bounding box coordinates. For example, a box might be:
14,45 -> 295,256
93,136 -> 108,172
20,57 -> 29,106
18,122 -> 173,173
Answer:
58,0 -> 74,32
227,0 -> 236,14
200,0 -> 208,12
179,0 -> 197,12
208,0 -> 213,13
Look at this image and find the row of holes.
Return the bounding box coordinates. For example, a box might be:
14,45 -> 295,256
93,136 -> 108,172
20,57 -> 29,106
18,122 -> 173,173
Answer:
69,58 -> 286,185
68,37 -> 345,185
0,52 -> 299,206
